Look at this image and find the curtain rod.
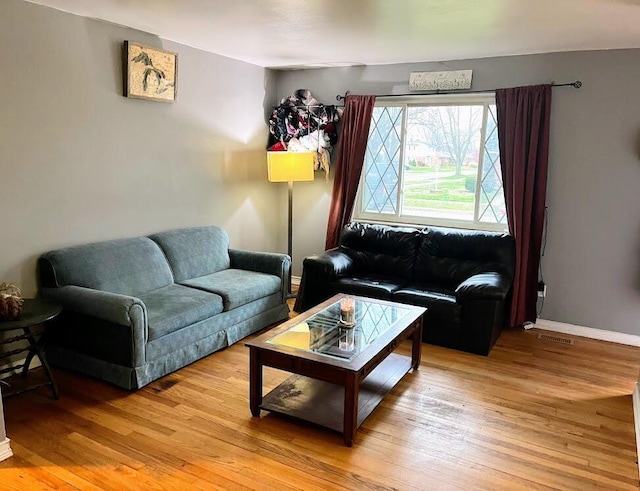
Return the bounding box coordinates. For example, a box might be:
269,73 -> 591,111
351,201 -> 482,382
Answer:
272,104 -> 344,109
335,81 -> 582,101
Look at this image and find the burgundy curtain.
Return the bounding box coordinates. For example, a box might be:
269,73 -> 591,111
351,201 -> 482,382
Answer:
325,95 -> 376,249
496,85 -> 552,328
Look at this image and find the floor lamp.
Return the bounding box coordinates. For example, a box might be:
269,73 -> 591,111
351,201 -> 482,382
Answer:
267,151 -> 315,297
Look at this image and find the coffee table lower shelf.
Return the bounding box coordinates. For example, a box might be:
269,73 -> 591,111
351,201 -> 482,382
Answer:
260,352 -> 412,433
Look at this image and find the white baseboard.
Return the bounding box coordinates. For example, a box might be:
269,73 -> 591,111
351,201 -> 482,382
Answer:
534,319 -> 640,347
0,438 -> 12,462
0,356 -> 41,380
291,276 -> 301,287
634,382 -> 640,480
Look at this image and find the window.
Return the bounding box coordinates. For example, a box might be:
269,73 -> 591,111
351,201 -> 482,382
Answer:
354,94 -> 506,231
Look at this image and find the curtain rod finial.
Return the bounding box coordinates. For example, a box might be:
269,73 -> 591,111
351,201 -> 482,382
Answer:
573,81 -> 583,89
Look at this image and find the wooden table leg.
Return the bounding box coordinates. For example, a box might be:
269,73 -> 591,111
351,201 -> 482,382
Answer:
343,373 -> 359,446
22,349 -> 36,377
411,318 -> 423,370
23,326 -> 59,399
249,348 -> 262,417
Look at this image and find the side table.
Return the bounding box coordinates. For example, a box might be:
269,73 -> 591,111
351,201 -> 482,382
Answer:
0,298 -> 62,399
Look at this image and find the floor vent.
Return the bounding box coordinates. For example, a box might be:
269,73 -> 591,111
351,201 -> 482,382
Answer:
537,333 -> 575,345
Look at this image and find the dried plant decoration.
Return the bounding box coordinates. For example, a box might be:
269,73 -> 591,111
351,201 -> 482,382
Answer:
0,282 -> 24,320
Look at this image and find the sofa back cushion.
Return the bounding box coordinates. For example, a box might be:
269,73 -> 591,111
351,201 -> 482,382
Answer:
413,226 -> 515,287
339,222 -> 421,280
39,237 -> 173,296
150,226 -> 231,282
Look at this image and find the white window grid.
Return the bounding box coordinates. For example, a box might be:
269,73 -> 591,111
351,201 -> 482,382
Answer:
354,93 -> 508,232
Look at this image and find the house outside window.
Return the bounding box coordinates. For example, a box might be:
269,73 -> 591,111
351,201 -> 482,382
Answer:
354,94 -> 507,231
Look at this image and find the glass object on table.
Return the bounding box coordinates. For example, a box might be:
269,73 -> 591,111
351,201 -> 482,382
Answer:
267,297 -> 413,361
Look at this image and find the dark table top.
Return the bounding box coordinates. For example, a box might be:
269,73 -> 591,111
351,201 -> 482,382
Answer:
0,298 -> 62,331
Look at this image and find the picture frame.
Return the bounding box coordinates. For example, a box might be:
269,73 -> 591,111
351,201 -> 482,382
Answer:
124,41 -> 177,103
409,70 -> 473,92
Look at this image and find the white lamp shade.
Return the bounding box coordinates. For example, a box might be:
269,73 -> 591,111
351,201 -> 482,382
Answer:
267,152 -> 315,182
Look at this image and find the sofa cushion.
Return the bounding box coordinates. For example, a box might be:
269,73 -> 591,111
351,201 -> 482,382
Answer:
413,227 -> 514,287
339,222 -> 421,280
394,284 -> 462,348
394,284 -> 461,323
150,226 -> 231,282
181,269 -> 281,311
139,284 -> 224,341
332,275 -> 406,300
39,237 -> 173,296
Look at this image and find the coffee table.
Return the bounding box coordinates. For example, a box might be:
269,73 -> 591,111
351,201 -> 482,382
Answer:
246,294 -> 426,446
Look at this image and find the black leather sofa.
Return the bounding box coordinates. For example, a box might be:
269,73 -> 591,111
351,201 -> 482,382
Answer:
294,222 -> 515,355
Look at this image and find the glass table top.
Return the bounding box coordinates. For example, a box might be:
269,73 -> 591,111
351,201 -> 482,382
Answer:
267,297 -> 415,361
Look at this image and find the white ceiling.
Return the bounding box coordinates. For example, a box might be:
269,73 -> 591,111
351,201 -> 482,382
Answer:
25,0 -> 640,68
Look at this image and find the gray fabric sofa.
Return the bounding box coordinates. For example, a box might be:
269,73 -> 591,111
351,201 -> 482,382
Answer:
38,226 -> 290,389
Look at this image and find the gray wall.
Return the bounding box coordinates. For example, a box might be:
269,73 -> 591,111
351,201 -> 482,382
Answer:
0,0 -> 282,297
276,50 -> 640,336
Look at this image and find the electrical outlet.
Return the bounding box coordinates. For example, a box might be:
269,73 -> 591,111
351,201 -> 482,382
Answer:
537,281 -> 547,298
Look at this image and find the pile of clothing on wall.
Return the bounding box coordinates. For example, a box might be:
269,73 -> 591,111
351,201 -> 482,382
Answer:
268,89 -> 343,175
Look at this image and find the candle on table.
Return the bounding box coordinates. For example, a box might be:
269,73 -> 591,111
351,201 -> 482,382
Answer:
340,297 -> 355,325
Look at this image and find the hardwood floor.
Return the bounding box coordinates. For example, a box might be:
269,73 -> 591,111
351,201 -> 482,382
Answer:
1,321 -> 639,490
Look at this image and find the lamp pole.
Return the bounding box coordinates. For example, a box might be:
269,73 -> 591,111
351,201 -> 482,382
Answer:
287,180 -> 294,298
288,180 -> 294,260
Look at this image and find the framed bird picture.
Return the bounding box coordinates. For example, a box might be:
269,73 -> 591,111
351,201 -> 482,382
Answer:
124,41 -> 177,102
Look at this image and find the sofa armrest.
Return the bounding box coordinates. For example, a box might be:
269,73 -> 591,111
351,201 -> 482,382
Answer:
303,249 -> 356,280
293,249 -> 356,313
42,285 -> 148,367
42,285 -> 147,327
229,249 -> 290,278
455,272 -> 511,301
456,273 -> 512,355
